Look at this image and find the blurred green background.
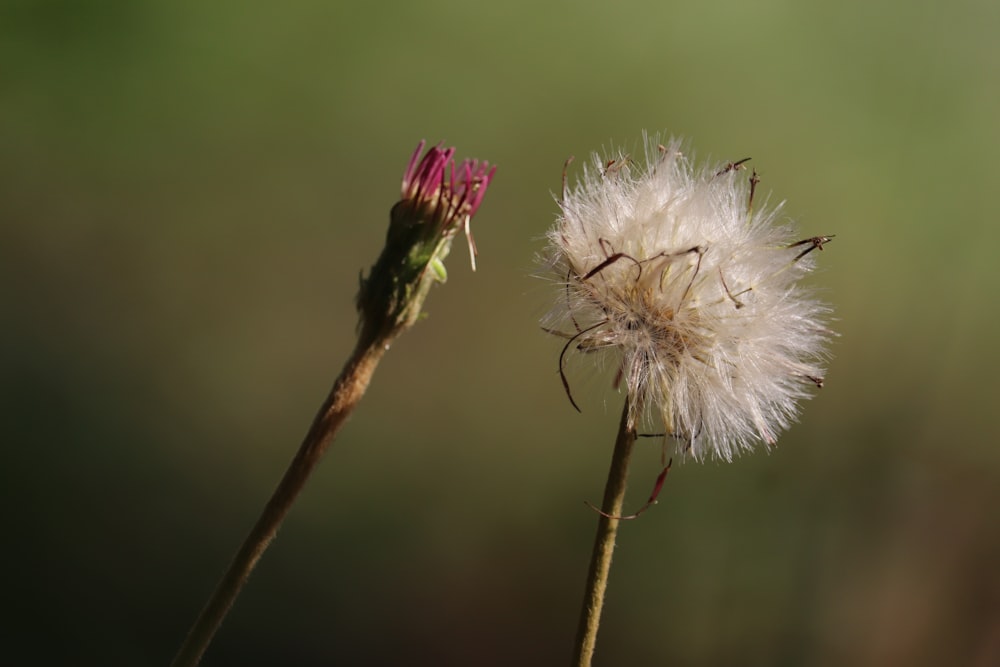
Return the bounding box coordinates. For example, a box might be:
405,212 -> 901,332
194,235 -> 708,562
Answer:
3,1 -> 999,665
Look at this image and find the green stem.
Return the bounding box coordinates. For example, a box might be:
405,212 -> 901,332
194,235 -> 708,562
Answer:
572,397 -> 637,667
170,330 -> 391,667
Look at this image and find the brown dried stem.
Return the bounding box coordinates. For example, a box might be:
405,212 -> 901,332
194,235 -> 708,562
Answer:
572,397 -> 638,667
170,326 -> 393,667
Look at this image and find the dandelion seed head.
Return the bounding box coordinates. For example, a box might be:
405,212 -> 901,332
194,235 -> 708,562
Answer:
542,136 -> 833,461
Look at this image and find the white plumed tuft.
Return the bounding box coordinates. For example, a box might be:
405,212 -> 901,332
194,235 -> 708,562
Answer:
542,136 -> 833,461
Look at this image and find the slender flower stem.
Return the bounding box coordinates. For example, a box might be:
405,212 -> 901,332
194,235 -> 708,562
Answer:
170,141 -> 493,667
572,397 -> 637,667
170,328 -> 393,667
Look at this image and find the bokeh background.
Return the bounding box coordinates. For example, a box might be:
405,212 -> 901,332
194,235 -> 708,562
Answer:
3,1 -> 999,665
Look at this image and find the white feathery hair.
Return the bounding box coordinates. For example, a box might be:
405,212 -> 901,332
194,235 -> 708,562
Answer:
542,136 -> 833,461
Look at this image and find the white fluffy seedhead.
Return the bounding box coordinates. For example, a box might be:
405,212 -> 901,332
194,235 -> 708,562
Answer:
542,136 -> 833,461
